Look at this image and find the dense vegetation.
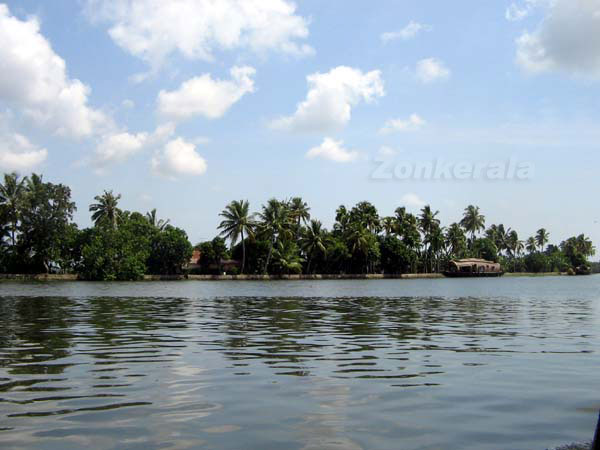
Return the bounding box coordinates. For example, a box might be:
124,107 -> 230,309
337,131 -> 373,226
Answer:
0,173 -> 192,280
204,197 -> 594,276
0,172 -> 596,279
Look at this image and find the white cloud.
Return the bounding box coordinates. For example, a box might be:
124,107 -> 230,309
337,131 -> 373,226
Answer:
401,193 -> 426,208
515,0 -> 600,78
0,4 -> 108,138
94,122 -> 175,168
0,132 -> 47,171
271,66 -> 384,133
95,131 -> 148,166
122,99 -> 135,108
381,21 -> 432,43
415,58 -> 451,83
86,0 -> 313,69
305,137 -> 358,163
506,0 -> 546,21
506,3 -> 532,21
152,137 -> 207,178
157,66 -> 255,121
379,114 -> 425,134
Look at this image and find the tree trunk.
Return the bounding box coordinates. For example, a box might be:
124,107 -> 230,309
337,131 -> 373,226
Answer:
264,238 -> 274,274
11,221 -> 16,248
306,256 -> 312,274
241,230 -> 245,274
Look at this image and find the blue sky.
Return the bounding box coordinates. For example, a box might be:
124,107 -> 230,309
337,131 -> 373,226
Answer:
0,0 -> 599,251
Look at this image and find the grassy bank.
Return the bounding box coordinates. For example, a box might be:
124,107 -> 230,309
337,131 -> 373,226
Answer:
0,273 -> 444,281
0,272 -> 579,281
504,272 -> 565,277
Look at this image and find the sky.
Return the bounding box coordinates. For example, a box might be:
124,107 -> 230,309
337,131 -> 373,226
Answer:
0,0 -> 599,252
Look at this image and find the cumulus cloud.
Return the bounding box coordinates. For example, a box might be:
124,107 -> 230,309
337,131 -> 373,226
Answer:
95,131 -> 148,166
0,4 -> 107,138
271,66 -> 384,133
94,122 -> 175,168
506,0 -> 537,21
157,66 -> 255,121
151,137 -> 207,179
305,138 -> 358,163
515,0 -> 600,78
401,193 -> 426,208
86,0 -> 313,69
381,21 -> 432,43
0,132 -> 47,171
415,58 -> 451,83
121,99 -> 135,108
379,114 -> 425,134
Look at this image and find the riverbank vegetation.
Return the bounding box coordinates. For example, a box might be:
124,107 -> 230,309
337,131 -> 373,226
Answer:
0,172 -> 596,280
0,173 -> 191,280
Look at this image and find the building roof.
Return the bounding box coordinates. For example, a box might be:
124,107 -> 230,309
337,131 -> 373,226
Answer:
451,258 -> 499,267
455,258 -> 494,263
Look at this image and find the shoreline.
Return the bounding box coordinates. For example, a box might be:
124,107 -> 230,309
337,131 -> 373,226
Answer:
0,272 -> 573,281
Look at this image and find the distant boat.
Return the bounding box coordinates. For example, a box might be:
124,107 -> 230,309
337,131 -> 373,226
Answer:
443,258 -> 504,278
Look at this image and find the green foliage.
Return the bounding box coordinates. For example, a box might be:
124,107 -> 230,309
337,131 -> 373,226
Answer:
460,205 -> 485,248
9,174 -> 76,273
472,237 -> 498,262
89,190 -> 121,229
147,226 -> 193,275
195,237 -> 230,274
79,199 -> 192,280
0,174 -> 596,277
272,240 -> 303,274
321,236 -> 351,274
79,214 -> 153,280
218,200 -> 255,274
560,234 -> 595,268
231,238 -> 270,274
379,235 -> 412,274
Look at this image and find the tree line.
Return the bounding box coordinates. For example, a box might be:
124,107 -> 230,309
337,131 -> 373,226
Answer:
203,197 -> 595,276
0,172 -> 596,279
0,173 -> 192,280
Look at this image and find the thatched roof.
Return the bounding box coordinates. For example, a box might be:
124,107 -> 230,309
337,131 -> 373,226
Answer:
451,258 -> 500,268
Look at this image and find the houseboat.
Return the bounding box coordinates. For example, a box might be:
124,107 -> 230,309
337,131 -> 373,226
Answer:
443,258 -> 504,277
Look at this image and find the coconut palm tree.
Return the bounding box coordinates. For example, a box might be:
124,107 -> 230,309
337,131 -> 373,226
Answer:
426,224 -> 446,272
526,236 -> 537,254
446,222 -> 466,259
486,224 -> 510,256
0,172 -> 28,248
507,230 -> 523,272
460,205 -> 485,251
146,208 -> 170,230
257,198 -> 293,274
300,219 -> 327,274
401,213 -> 421,272
535,228 -> 549,252
419,205 -> 440,272
575,234 -> 595,257
382,217 -> 396,236
334,205 -> 350,235
272,240 -> 303,275
350,201 -> 380,233
218,200 -> 255,274
346,224 -> 370,273
288,197 -> 310,238
89,190 -> 121,229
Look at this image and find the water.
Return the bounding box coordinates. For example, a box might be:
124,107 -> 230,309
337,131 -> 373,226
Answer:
1,276 -> 599,449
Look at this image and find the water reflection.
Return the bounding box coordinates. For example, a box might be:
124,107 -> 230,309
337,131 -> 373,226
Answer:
0,283 -> 598,449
